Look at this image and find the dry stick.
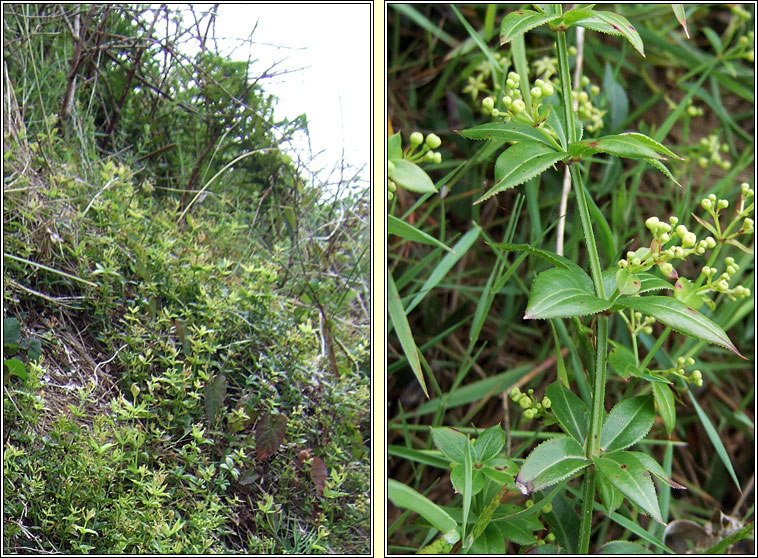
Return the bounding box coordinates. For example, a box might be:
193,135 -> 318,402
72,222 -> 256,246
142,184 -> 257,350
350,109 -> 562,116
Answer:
556,26 -> 585,256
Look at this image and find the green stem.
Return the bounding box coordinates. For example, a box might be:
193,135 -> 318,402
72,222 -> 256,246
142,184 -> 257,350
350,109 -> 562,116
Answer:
556,24 -> 609,554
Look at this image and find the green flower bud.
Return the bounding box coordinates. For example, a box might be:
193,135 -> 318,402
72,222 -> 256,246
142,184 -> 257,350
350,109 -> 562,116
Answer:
425,133 -> 441,149
546,531 -> 556,541
388,180 -> 397,192
727,265 -> 737,275
725,257 -> 736,266
542,396 -> 551,409
669,216 -> 679,225
424,150 -> 435,162
519,395 -> 532,409
511,99 -> 526,114
660,233 -> 671,243
682,232 -> 697,248
645,216 -> 660,231
659,262 -> 674,277
709,193 -> 717,201
410,132 -> 423,147
541,81 -> 554,96
617,259 -> 628,268
508,71 -> 520,83
433,152 -> 442,164
578,91 -> 589,104
698,157 -> 709,168
717,199 -> 729,209
695,377 -> 703,387
705,237 -> 716,248
526,499 -> 535,508
482,97 -> 495,111
643,326 -> 653,335
531,86 -> 542,98
388,160 -> 395,173
687,105 -> 698,117
510,387 -> 521,400
692,370 -> 702,381
569,46 -> 578,56
590,84 -> 600,95
675,225 -> 688,238
524,408 -> 535,419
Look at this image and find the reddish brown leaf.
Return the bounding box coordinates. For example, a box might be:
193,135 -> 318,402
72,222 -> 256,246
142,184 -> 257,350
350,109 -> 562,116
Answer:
297,448 -> 312,469
255,413 -> 288,460
310,456 -> 327,497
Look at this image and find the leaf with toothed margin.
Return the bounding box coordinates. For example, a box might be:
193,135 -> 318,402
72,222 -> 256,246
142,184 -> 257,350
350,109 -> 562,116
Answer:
515,437 -> 589,495
594,451 -> 663,524
600,395 -> 655,453
627,451 -> 686,490
576,11 -> 645,58
475,141 -> 566,204
646,158 -> 682,189
569,133 -> 682,161
525,267 -> 611,320
610,296 -> 745,359
499,9 -> 562,45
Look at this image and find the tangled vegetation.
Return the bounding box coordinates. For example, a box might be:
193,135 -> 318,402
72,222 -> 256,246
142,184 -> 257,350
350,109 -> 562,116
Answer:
3,4 -> 369,554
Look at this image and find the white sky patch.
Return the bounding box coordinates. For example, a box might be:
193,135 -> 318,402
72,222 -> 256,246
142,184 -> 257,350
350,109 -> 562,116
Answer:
198,3 -> 371,188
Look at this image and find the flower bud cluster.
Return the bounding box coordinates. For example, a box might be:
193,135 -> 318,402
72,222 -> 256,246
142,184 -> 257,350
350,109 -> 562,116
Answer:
406,132 -> 442,164
482,71 -> 556,124
617,215 -> 714,277
572,76 -> 605,132
632,311 -> 656,336
509,387 -> 551,421
658,356 -> 703,388
685,98 -> 705,118
695,132 -> 732,170
701,257 -> 751,301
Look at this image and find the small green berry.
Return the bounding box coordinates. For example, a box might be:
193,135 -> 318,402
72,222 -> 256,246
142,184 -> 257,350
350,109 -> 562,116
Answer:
660,233 -> 671,243
643,326 -> 653,335
531,86 -> 542,98
692,370 -> 702,381
519,395 -> 532,409
659,261 -> 673,276
705,237 -> 716,248
546,532 -> 556,541
675,225 -> 688,238
669,216 -> 679,225
526,499 -> 535,508
388,180 -> 397,192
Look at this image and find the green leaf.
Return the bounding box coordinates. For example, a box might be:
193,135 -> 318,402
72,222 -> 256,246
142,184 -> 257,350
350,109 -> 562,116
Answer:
406,225 -> 481,315
688,388 -> 742,492
594,451 -> 663,523
579,11 -> 645,58
499,9 -> 561,45
627,451 -> 685,490
431,427 -> 468,464
543,491 -> 580,553
646,158 -> 682,188
388,133 -> 402,159
388,214 -> 453,252
388,271 -> 428,397
652,381 -> 676,435
490,242 -> 584,276
474,425 -> 506,463
603,269 -> 672,299
515,437 -> 589,494
671,5 -> 690,38
451,462 -> 485,497
204,373 -> 227,427
607,341 -> 639,379
476,142 -> 566,204
468,524 -> 506,554
462,437 -> 474,547
481,456 -> 518,485
545,382 -> 589,444
458,121 -> 551,146
388,158 -> 438,194
4,358 -> 28,381
570,133 -> 682,161
603,62 -> 629,132
616,268 -> 641,295
600,395 -> 655,452
610,296 -> 745,359
673,276 -> 705,311
3,317 -> 21,346
596,471 -> 624,516
561,7 -> 595,27
598,541 -> 653,554
388,478 -> 460,542
525,267 -> 611,320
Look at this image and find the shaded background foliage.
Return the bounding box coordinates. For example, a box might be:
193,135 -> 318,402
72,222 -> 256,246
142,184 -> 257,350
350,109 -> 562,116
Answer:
388,3 -> 753,553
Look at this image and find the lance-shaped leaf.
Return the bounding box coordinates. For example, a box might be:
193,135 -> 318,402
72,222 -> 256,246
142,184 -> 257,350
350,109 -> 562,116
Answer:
388,271 -> 428,397
458,121 -> 551,146
652,380 -> 676,435
525,267 -> 611,320
646,158 -> 682,188
388,158 -> 438,194
476,141 -> 566,204
569,133 -> 682,161
594,451 -> 663,524
388,214 -> 453,253
627,451 -> 685,490
671,5 -> 690,39
611,296 -> 745,359
577,11 -> 645,58
474,425 -> 506,463
500,9 -> 561,44
596,470 -> 624,516
603,269 -> 672,300
388,479 -> 461,543
600,395 -> 655,452
545,382 -> 590,444
515,437 -> 589,494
